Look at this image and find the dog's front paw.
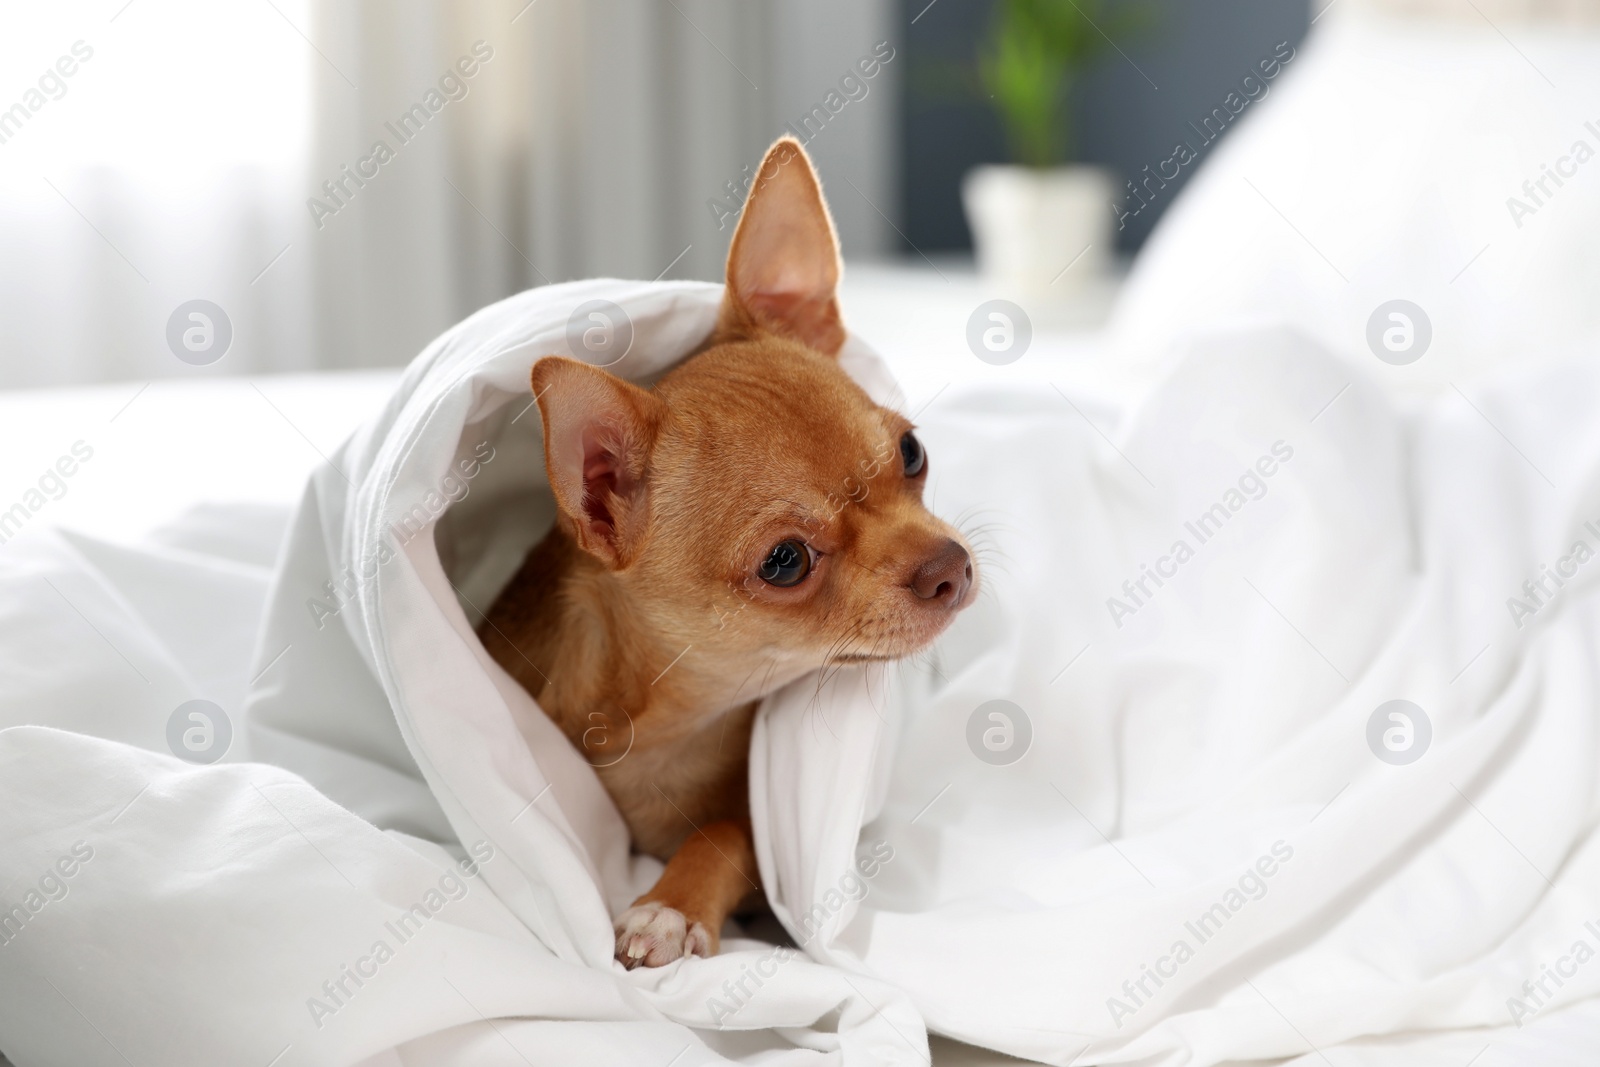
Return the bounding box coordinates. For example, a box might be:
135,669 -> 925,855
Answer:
614,901 -> 713,969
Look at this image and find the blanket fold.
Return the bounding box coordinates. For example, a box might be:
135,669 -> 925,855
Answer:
6,279 -> 1600,1065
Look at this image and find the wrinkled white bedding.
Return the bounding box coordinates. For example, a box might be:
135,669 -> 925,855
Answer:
0,281 -> 926,1067
5,269 -> 1600,1066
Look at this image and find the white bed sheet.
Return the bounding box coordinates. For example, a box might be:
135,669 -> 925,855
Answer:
9,294 -> 1600,1065
0,271 -> 1117,1067
12,253 -> 1600,1064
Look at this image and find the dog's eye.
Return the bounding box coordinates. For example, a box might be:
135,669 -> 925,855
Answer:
900,431 -> 926,477
758,540 -> 812,587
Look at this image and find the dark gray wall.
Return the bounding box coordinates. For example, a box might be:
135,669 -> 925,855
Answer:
900,0 -> 1312,253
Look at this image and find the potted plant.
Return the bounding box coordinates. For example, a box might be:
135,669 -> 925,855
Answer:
963,0 -> 1148,296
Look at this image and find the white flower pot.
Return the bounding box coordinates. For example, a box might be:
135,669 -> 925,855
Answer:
962,164 -> 1117,297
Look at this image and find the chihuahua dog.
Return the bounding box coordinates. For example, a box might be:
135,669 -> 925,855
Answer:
480,137 -> 975,968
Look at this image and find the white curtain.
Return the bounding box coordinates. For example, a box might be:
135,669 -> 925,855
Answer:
0,0 -> 314,388
0,0 -> 898,390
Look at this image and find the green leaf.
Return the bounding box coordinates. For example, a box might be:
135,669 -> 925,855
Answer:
974,0 -> 1159,165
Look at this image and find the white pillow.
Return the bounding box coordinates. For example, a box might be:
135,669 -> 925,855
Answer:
1108,6 -> 1600,392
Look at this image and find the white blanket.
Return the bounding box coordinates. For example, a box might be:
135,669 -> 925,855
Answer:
0,281 -> 919,1066
5,279 -> 1600,1066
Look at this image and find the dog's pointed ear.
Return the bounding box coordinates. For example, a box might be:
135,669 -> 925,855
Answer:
716,136 -> 846,357
530,356 -> 661,568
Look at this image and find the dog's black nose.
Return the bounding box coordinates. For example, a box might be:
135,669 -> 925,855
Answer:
909,539 -> 972,606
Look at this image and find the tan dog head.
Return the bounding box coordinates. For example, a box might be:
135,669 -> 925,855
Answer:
530,137 -> 975,708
